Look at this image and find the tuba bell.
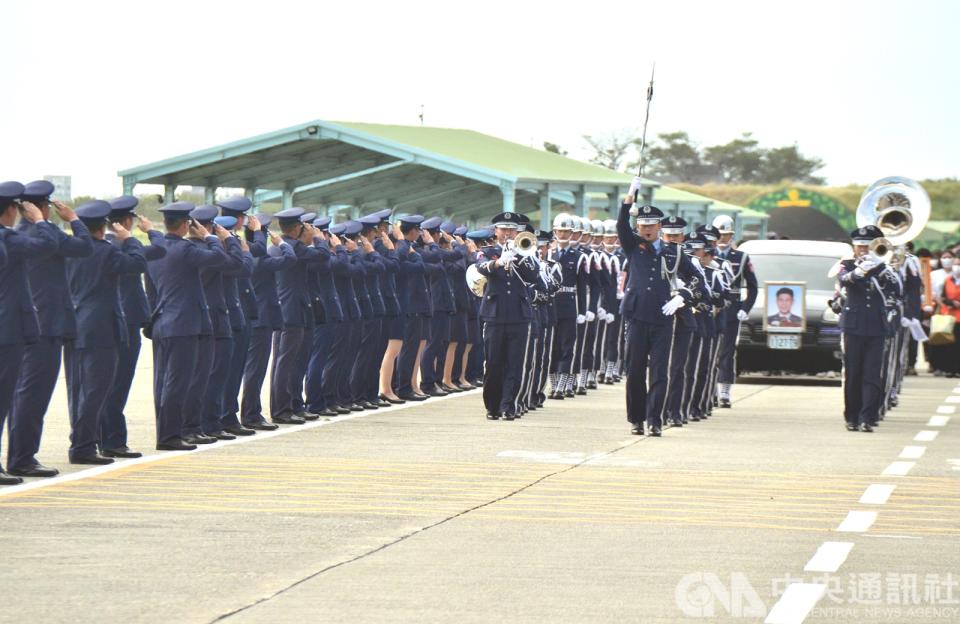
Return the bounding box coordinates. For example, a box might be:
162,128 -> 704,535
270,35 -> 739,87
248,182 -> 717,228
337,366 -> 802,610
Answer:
465,263 -> 487,298
856,176 -> 930,246
867,236 -> 895,265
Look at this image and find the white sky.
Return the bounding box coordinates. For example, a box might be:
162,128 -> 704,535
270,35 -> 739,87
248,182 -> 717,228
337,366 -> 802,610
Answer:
2,0 -> 958,197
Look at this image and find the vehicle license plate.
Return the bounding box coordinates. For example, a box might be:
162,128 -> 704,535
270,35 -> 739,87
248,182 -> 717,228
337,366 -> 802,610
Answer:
767,334 -> 800,350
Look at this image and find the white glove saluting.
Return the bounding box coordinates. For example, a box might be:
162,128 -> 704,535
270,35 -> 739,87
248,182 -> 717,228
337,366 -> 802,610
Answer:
605,313 -> 616,324
585,311 -> 596,322
661,294 -> 685,316
736,309 -> 748,322
627,175 -> 644,200
576,314 -> 586,325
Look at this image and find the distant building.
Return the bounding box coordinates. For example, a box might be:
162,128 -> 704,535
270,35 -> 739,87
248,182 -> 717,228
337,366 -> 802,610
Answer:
43,175 -> 72,202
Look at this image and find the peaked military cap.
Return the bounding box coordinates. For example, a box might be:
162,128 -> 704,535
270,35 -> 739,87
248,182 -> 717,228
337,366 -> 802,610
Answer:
214,215 -> 238,230
22,180 -> 55,201
634,204 -> 664,225
216,197 -> 252,215
75,200 -> 112,224
660,215 -> 687,234
421,216 -> 443,230
328,223 -> 346,236
0,181 -> 24,200
109,195 -> 139,217
275,207 -> 306,226
254,212 -> 273,227
313,216 -> 332,229
343,221 -> 364,237
159,201 -> 195,216
299,212 -> 317,224
190,204 -> 219,223
851,225 -> 883,244
491,212 -> 520,229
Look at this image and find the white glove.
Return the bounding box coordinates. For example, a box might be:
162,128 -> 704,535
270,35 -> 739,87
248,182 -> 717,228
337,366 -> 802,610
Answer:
605,313 -> 615,324
585,311 -> 596,322
576,314 -> 586,325
736,310 -> 748,322
597,307 -> 606,318
854,260 -> 877,277
661,294 -> 685,316
900,316 -> 912,328
497,249 -> 516,267
627,175 -> 643,198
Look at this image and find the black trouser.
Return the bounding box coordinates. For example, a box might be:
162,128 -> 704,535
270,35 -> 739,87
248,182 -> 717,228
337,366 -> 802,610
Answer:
482,322 -> 530,416
624,318 -> 674,429
843,333 -> 884,426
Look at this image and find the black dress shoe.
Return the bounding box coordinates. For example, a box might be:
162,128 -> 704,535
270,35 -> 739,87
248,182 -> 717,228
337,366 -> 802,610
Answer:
244,420 -> 279,431
859,423 -> 874,432
379,394 -> 406,405
0,470 -> 24,485
441,384 -> 462,393
183,434 -> 218,445
156,439 -> 197,451
272,414 -> 306,425
332,406 -> 351,414
70,454 -> 115,465
101,447 -> 143,458
549,391 -> 563,400
501,412 -> 516,421
670,418 -> 683,427
374,399 -> 392,408
206,430 -> 237,441
297,411 -> 321,421
845,423 -> 859,432
456,382 -> 476,391
224,425 -> 256,437
317,408 -> 340,417
649,427 -> 662,437
564,389 -> 575,398
398,393 -> 428,402
486,412 -> 500,420
630,425 -> 644,436
690,414 -> 701,422
8,463 -> 60,477
719,398 -> 732,408
576,387 -> 587,396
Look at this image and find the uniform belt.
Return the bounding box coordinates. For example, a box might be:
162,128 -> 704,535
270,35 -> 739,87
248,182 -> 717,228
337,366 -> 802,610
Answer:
559,287 -> 576,293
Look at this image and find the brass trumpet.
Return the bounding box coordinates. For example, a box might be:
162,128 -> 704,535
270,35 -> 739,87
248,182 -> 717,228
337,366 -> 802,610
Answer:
507,230 -> 538,257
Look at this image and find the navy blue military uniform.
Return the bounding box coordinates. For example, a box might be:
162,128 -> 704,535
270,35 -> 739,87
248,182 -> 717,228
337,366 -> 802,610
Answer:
395,215 -> 432,401
148,202 -> 230,450
715,239 -> 758,403
0,181 -> 59,483
218,197 -> 263,435
420,217 -> 463,396
271,208 -> 330,424
241,214 -> 295,428
64,201 -> 147,463
102,196 -> 166,457
838,225 -> 900,431
304,216 -> 344,416
476,212 -> 539,420
9,180 -> 94,473
617,201 -> 702,435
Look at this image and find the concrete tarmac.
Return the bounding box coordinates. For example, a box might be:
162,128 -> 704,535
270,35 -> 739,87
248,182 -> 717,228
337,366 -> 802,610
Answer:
0,350 -> 957,624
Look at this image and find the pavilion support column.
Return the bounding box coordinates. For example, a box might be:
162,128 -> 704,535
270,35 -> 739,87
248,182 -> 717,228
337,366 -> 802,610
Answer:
574,184 -> 588,218
606,191 -> 618,216
759,218 -> 768,239
734,218 -> 744,241
122,178 -> 135,195
500,181 -> 516,214
163,183 -> 176,205
204,182 -> 216,205
539,183 -> 552,231
282,185 -> 294,210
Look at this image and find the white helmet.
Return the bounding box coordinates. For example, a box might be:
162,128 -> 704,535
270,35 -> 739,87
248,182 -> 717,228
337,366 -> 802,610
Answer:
590,219 -> 604,236
602,219 -> 617,235
552,212 -> 574,231
712,214 -> 735,234
569,215 -> 584,233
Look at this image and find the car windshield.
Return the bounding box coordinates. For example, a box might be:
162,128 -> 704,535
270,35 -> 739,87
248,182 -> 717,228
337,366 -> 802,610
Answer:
749,254 -> 838,291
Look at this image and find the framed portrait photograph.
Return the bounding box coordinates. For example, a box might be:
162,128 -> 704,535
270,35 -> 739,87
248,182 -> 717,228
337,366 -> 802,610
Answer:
763,281 -> 806,334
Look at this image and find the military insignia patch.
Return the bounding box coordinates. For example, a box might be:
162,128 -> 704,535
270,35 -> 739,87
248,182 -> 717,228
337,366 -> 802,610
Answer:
643,206 -> 650,214
859,228 -> 866,235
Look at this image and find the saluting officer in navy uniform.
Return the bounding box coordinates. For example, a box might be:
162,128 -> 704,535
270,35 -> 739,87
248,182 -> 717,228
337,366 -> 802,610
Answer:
340,220 -> 376,409
439,223 -> 471,393
64,201 -> 147,464
352,214 -> 393,408
217,197 -> 263,436
372,211 -> 407,403
454,229 -> 489,390
240,213 -> 294,430
476,212 -> 539,420
712,215 -> 757,408
148,202 -> 231,451
837,225 -> 900,432
290,212 -> 324,420
0,183 -> 58,484
271,208 -> 330,424
8,180 -> 93,476
303,216 -> 343,416
420,217 -> 462,396
185,206 -> 248,444
101,196 -> 166,458
395,215 -> 434,401
617,181 -> 702,436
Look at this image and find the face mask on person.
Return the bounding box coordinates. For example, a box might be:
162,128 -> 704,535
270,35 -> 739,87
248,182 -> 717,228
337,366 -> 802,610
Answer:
941,257 -> 954,269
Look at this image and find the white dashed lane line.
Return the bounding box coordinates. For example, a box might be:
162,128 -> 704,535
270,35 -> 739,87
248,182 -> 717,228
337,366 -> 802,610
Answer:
836,510 -> 877,532
914,430 -> 939,442
881,461 -> 916,476
898,445 -> 927,460
803,542 -> 854,573
928,415 -> 951,426
859,484 -> 896,505
764,583 -> 827,624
